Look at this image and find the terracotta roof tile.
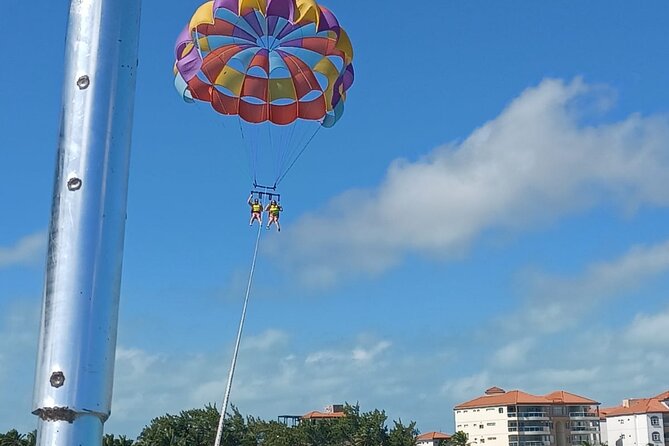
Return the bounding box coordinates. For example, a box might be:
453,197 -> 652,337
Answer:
603,398 -> 669,417
301,410 -> 346,420
455,390 -> 549,409
485,387 -> 506,395
654,391 -> 669,402
599,407 -> 616,419
417,432 -> 451,441
544,390 -> 599,405
454,389 -> 598,409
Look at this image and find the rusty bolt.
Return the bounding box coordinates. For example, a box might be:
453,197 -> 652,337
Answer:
67,177 -> 82,191
50,371 -> 65,388
76,75 -> 90,90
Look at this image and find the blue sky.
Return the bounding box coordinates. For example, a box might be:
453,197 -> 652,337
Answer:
2,0 -> 669,438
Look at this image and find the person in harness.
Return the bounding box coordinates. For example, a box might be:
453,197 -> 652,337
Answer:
265,199 -> 283,232
248,193 -> 263,226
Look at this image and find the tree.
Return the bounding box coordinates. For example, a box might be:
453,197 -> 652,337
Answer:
134,404 -> 263,446
387,419 -> 417,446
129,402 -> 418,446
448,431 -> 470,446
104,434 -> 135,446
295,403 -> 403,446
353,408 -> 388,446
247,419 -> 305,446
135,405 -> 219,446
0,430 -> 27,446
24,432 -> 36,446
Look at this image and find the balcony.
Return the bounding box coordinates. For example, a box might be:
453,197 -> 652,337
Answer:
509,441 -> 550,446
570,427 -> 598,433
510,412 -> 549,420
516,427 -> 551,433
570,434 -> 596,444
569,412 -> 597,419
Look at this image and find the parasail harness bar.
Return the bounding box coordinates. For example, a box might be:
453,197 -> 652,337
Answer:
250,183 -> 280,202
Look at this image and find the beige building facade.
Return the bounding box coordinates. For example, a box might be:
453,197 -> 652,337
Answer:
454,387 -> 600,446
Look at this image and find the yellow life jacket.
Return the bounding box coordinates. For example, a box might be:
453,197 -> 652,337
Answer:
269,204 -> 281,215
252,203 -> 262,212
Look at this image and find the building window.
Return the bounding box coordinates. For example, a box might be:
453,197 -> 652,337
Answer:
487,423 -> 496,426
499,408 -> 504,413
652,432 -> 660,442
651,417 -> 660,427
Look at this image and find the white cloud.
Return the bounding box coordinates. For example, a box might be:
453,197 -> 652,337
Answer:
492,339 -> 536,368
268,78 -> 669,287
507,239 -> 669,334
306,339 -> 392,365
0,231 -> 46,268
624,307 -> 669,346
241,328 -> 289,351
0,300 -> 40,434
439,316 -> 669,410
440,372 -> 491,402
105,332 -> 417,437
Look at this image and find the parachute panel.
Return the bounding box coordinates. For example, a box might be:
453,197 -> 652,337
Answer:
174,0 -> 354,186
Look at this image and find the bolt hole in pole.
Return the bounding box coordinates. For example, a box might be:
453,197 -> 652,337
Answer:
67,177 -> 82,191
50,372 -> 65,388
76,75 -> 90,90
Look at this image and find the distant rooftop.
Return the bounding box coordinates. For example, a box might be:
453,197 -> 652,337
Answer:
455,387 -> 599,409
301,404 -> 346,420
601,392 -> 669,417
417,431 -> 451,441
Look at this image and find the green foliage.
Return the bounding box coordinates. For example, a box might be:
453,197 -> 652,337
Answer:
135,405 -> 220,446
248,419 -> 307,446
3,402 -> 419,446
448,431 -> 470,446
0,429 -> 36,446
103,434 -> 135,446
387,419 -> 418,446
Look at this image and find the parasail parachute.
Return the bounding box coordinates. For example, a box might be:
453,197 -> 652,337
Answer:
174,0 -> 355,188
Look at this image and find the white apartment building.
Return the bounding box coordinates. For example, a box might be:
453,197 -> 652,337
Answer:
600,391 -> 669,446
453,387 -> 600,446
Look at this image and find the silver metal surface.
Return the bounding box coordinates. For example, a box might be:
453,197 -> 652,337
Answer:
35,418 -> 103,446
33,0 -> 142,444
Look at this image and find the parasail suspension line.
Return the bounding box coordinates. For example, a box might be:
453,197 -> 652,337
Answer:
275,125 -> 322,186
214,220 -> 263,446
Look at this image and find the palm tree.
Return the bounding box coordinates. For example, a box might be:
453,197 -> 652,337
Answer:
24,431 -> 36,446
104,434 -> 134,446
448,431 -> 470,446
0,430 -> 26,446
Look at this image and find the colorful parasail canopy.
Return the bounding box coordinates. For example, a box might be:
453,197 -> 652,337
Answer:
174,0 -> 355,128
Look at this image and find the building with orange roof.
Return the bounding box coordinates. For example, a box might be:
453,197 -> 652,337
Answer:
599,391 -> 669,446
453,387 -> 600,446
300,404 -> 347,421
417,431 -> 452,446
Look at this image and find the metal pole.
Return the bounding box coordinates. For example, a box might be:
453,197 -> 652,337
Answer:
32,0 -> 141,444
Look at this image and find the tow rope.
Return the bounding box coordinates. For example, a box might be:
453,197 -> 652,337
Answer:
214,220 -> 263,446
